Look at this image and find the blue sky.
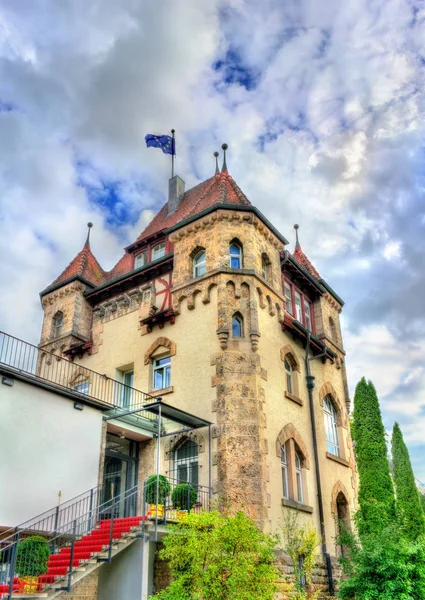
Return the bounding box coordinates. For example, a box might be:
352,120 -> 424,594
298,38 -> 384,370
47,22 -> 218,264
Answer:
0,0 -> 424,481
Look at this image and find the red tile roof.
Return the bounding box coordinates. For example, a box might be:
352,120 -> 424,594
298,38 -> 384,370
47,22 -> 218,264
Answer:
50,241 -> 107,289
292,247 -> 321,280
134,170 -> 251,243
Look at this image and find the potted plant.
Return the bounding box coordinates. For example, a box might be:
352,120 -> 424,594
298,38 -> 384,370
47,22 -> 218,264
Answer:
171,483 -> 198,517
145,474 -> 170,518
15,535 -> 50,593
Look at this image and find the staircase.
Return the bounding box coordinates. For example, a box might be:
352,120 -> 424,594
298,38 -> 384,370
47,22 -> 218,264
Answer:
0,477 -> 211,600
0,517 -> 146,599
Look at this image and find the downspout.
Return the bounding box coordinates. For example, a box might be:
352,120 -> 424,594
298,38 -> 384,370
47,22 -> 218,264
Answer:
305,331 -> 335,596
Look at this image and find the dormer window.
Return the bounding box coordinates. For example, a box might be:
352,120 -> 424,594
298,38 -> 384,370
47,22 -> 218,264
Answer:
135,251 -> 147,269
152,242 -> 166,260
305,302 -> 312,332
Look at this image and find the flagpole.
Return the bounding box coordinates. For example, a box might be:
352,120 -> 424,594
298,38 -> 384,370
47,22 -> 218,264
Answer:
171,129 -> 175,178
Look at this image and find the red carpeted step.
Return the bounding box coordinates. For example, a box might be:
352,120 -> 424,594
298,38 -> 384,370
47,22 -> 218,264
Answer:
48,559 -> 81,568
0,584 -> 20,593
38,575 -> 57,585
45,566 -> 69,576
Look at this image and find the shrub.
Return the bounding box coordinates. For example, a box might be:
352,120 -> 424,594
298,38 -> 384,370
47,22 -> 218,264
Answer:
171,483 -> 197,510
152,510 -> 280,600
16,535 -> 50,578
145,474 -> 170,505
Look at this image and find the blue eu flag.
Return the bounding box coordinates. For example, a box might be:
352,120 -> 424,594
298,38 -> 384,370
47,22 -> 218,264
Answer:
145,134 -> 175,155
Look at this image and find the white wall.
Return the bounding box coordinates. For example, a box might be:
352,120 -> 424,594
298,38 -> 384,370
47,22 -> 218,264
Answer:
0,377 -> 103,527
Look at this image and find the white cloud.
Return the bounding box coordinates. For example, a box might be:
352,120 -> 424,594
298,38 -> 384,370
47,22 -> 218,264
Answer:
0,0 -> 424,477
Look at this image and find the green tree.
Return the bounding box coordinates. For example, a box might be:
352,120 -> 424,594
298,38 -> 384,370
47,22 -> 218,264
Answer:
392,422 -> 425,540
151,510 -> 280,600
351,378 -> 395,536
420,492 -> 425,515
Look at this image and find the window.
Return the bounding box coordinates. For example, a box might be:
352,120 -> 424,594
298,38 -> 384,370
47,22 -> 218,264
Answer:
135,251 -> 146,269
304,301 -> 312,332
193,249 -> 206,277
152,242 -> 166,260
152,355 -> 171,390
121,371 -> 134,408
281,439 -> 307,505
281,445 -> 289,498
174,439 -> 199,487
329,317 -> 337,343
52,311 -> 63,338
73,379 -> 89,395
295,452 -> 303,502
229,242 -> 242,269
284,283 -> 293,315
261,254 -> 271,281
294,292 -> 302,322
284,359 -> 293,394
232,313 -> 243,338
324,396 -> 339,456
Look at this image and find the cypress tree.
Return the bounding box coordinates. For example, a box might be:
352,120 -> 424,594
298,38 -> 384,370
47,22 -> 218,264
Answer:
392,422 -> 425,540
352,378 -> 395,535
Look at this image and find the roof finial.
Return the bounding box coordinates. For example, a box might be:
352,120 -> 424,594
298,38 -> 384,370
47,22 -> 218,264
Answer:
85,222 -> 93,247
214,151 -> 220,175
221,143 -> 228,173
294,224 -> 301,250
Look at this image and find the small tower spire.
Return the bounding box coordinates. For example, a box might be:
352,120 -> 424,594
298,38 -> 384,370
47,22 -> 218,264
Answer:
214,151 -> 220,174
85,222 -> 93,247
294,224 -> 301,250
221,143 -> 228,173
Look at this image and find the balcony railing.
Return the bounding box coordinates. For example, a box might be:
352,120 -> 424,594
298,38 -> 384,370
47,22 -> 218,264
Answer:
0,331 -> 156,423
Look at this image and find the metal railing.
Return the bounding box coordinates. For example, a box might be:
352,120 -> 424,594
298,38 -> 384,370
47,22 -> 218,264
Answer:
0,331 -> 156,423
0,476 -> 211,599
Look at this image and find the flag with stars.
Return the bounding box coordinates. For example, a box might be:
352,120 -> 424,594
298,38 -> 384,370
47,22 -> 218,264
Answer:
145,134 -> 175,155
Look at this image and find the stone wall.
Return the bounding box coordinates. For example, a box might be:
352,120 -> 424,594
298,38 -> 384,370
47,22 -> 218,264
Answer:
152,542 -> 172,595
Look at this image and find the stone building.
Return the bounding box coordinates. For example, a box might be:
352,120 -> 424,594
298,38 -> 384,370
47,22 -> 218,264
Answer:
0,148 -> 356,599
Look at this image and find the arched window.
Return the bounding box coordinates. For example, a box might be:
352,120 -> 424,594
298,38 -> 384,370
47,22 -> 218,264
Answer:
324,396 -> 339,456
232,313 -> 243,337
284,359 -> 293,394
174,439 -> 199,487
229,242 -> 242,269
280,439 -> 307,505
52,311 -> 63,338
329,317 -> 337,343
261,254 -> 271,281
193,249 -> 206,278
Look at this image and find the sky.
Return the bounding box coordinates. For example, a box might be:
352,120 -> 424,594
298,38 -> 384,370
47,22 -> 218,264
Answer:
0,0 -> 424,480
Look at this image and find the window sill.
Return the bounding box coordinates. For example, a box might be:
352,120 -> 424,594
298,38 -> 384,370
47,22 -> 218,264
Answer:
149,386 -> 174,397
282,498 -> 313,514
284,391 -> 303,406
326,452 -> 349,467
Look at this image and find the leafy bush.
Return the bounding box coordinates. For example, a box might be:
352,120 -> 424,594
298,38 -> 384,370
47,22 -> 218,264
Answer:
16,535 -> 50,577
152,510 -> 280,600
171,483 -> 197,510
280,512 -> 321,600
338,522 -> 425,600
145,474 -> 170,505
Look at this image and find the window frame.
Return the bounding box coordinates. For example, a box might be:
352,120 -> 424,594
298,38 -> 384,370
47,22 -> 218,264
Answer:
304,300 -> 312,332
52,312 -> 63,338
121,370 -> 134,408
281,445 -> 289,499
152,242 -> 166,261
295,452 -> 303,503
73,379 -> 89,395
232,313 -> 244,338
152,355 -> 171,390
229,242 -> 243,269
134,251 -> 147,269
284,358 -> 293,395
282,276 -> 315,333
324,396 -> 340,457
174,439 -> 199,487
193,249 -> 207,278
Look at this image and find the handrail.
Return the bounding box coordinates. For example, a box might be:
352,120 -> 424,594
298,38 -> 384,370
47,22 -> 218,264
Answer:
0,331 -> 157,422
0,476 -> 212,599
